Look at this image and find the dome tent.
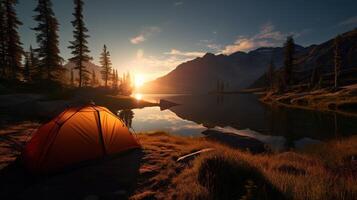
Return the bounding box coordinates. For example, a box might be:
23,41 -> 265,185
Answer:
23,105 -> 140,173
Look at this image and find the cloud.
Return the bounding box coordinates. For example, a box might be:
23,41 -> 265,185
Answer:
130,35 -> 145,44
207,43 -> 221,51
199,39 -> 221,52
164,49 -> 205,57
174,1 -> 183,6
339,16 -> 357,26
221,22 -> 298,55
130,26 -> 161,44
125,49 -> 193,81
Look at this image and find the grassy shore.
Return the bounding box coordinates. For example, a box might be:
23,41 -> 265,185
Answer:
260,84 -> 357,117
0,125 -> 356,199
132,132 -> 357,200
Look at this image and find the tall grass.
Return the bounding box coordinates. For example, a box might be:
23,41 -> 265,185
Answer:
132,133 -> 357,200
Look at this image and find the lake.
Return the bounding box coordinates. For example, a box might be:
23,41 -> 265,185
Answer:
118,93 -> 357,151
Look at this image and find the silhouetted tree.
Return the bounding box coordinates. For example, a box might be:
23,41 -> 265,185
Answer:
216,79 -> 225,93
23,51 -> 30,82
99,44 -> 112,88
120,72 -> 133,96
283,36 -> 295,87
277,72 -> 285,93
33,0 -> 63,81
68,0 -> 91,88
267,60 -> 275,90
91,69 -> 98,87
29,45 -> 40,79
334,35 -> 342,88
70,68 -> 74,86
310,66 -> 320,89
4,0 -> 23,80
112,68 -> 118,89
0,1 -> 6,78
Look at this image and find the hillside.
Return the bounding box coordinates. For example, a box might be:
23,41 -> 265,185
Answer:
63,61 -> 103,85
250,28 -> 357,88
141,45 -> 306,94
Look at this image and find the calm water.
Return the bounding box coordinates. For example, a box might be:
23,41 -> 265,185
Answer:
118,93 -> 357,150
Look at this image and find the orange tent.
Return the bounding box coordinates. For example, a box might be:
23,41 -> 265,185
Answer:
23,105 -> 140,173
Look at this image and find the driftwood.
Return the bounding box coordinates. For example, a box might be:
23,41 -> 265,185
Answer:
177,148 -> 215,162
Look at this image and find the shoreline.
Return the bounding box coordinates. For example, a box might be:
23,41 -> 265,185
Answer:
258,84 -> 357,117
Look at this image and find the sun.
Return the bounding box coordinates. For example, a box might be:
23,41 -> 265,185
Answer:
134,74 -> 145,88
134,93 -> 142,100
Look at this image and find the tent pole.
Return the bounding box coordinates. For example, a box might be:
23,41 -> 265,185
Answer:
95,110 -> 107,155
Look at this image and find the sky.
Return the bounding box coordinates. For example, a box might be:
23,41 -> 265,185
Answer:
17,0 -> 357,82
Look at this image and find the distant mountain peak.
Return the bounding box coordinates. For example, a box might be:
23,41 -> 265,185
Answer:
202,52 -> 216,58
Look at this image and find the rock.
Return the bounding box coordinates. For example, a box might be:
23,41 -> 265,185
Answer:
202,130 -> 267,153
159,99 -> 179,110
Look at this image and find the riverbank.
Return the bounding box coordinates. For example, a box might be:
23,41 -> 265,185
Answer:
260,84 -> 357,117
0,91 -> 157,128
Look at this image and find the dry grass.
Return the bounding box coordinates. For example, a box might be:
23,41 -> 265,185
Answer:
131,132 -> 357,200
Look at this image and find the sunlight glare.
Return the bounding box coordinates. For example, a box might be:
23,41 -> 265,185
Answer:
134,74 -> 145,88
134,93 -> 142,100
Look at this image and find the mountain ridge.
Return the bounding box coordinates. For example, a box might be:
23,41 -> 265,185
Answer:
141,44 -> 306,94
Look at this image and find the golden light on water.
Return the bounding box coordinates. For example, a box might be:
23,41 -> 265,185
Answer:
134,93 -> 142,100
134,74 -> 145,88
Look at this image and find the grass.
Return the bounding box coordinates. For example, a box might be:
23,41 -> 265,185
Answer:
131,132 -> 357,200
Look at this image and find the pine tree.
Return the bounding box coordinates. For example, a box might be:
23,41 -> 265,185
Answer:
334,35 -> 342,88
33,0 -> 63,81
120,72 -> 132,96
70,68 -> 74,86
0,1 -> 6,78
267,60 -> 275,90
91,69 -> 98,87
23,51 -> 30,82
29,45 -> 39,79
68,0 -> 91,88
112,69 -> 119,90
82,70 -> 90,86
99,44 -> 112,88
283,36 -> 295,87
310,66 -> 320,89
4,0 -> 23,80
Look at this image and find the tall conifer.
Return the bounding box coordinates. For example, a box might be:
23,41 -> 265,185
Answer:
334,35 -> 342,88
283,36 -> 295,87
100,44 -> 112,88
0,1 -> 6,78
4,0 -> 23,80
68,0 -> 91,87
33,0 -> 63,81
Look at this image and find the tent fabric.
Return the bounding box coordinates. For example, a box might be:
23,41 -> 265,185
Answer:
23,105 -> 140,173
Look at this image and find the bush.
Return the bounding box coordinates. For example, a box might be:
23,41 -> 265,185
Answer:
197,154 -> 286,200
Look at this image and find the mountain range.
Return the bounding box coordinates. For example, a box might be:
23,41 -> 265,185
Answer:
141,28 -> 357,94
251,28 -> 357,88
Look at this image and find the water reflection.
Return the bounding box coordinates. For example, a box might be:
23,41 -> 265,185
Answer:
117,94 -> 357,150
162,94 -> 357,140
118,107 -> 206,136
